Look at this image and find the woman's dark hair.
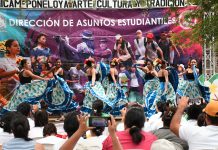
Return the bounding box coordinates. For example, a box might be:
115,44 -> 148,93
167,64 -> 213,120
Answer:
43,123 -> 57,137
36,33 -> 46,44
124,107 -> 145,144
160,59 -> 167,68
187,104 -> 202,120
42,62 -> 51,70
40,100 -> 48,111
156,101 -> 167,117
64,111 -> 79,137
5,39 -> 16,48
17,102 -> 31,117
146,60 -> 153,66
20,59 -> 28,68
11,113 -> 31,141
162,107 -> 176,127
34,110 -> 48,127
91,127 -> 105,136
0,111 -> 17,133
91,100 -> 103,116
116,39 -> 126,50
197,113 -> 206,127
86,60 -> 93,67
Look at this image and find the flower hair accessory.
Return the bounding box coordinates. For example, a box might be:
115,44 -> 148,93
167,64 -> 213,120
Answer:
111,58 -> 119,66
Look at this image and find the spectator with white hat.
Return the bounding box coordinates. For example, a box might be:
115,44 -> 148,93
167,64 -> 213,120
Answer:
134,30 -> 146,60
113,34 -> 135,68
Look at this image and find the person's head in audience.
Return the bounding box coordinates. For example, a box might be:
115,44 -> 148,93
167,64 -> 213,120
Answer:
124,107 -> 145,144
197,112 -> 206,127
203,100 -> 218,126
64,111 -> 79,137
90,127 -> 105,137
43,123 -> 57,137
91,100 -> 103,116
11,113 -> 31,141
17,102 -> 31,117
0,111 -> 17,133
155,101 -> 166,117
187,104 -> 202,120
162,107 -> 176,128
40,100 -> 48,111
34,110 -> 48,127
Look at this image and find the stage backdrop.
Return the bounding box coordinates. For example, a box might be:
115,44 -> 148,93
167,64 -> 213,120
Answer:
0,6 -> 202,66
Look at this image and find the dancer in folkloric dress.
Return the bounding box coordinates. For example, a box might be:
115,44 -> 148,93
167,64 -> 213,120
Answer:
0,39 -> 22,106
155,60 -> 176,104
103,58 -> 127,116
81,57 -> 111,113
177,58 -> 202,99
1,60 -> 78,115
138,60 -> 159,118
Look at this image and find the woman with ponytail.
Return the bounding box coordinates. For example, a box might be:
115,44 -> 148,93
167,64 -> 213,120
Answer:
81,57 -> 110,114
2,113 -> 44,150
103,107 -> 157,150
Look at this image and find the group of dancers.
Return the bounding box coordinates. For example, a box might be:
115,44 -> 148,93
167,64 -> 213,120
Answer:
0,32 -> 210,117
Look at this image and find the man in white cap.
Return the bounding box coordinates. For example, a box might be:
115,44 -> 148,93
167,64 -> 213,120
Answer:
113,34 -> 134,68
134,30 -> 146,60
170,97 -> 218,150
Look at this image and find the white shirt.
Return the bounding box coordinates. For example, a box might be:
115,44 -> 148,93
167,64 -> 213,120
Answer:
0,131 -> 14,145
74,136 -> 107,150
28,118 -> 35,129
0,57 -> 18,72
36,135 -> 66,150
118,72 -> 129,87
181,119 -> 197,126
134,37 -> 146,60
144,112 -> 163,131
29,127 -> 44,140
179,125 -> 218,150
130,72 -> 139,87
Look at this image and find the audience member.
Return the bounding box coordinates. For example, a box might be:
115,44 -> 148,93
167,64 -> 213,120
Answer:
17,102 -> 34,129
144,101 -> 165,131
0,112 -> 16,145
103,107 -> 157,149
2,113 -> 44,150
63,111 -> 79,138
29,110 -> 48,139
152,107 -> 188,150
183,103 -> 203,126
170,97 -> 218,149
36,123 -> 65,150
